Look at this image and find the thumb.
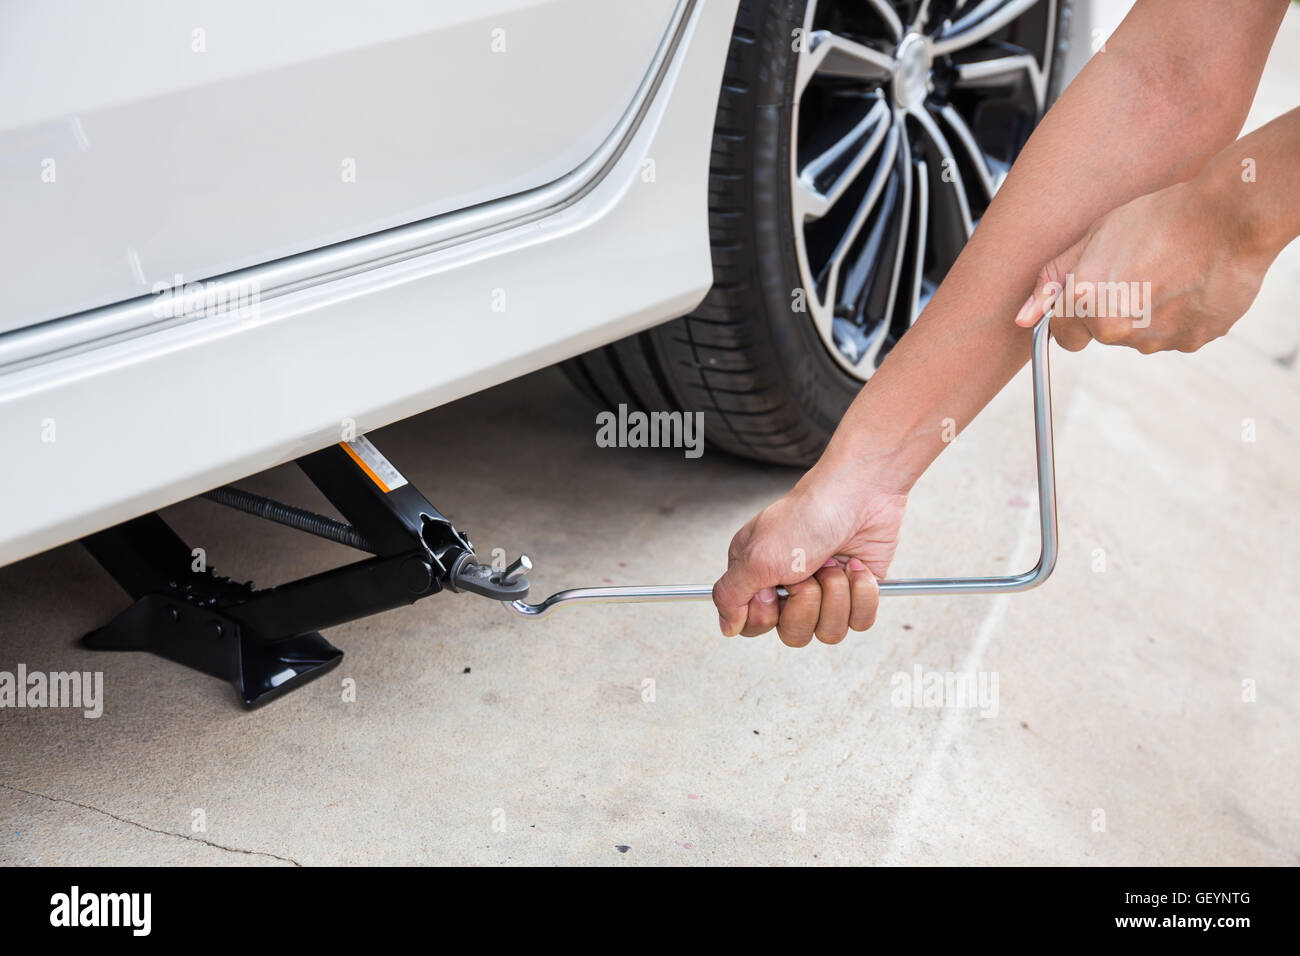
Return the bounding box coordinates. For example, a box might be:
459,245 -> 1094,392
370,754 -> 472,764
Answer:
713,559 -> 767,637
1014,235 -> 1087,327
714,532 -> 790,637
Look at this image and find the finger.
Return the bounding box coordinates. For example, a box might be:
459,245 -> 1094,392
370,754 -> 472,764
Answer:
846,557 -> 880,632
740,587 -> 780,637
1014,291 -> 1046,328
1013,275 -> 1059,328
1015,236 -> 1088,328
814,560 -> 850,645
1050,310 -> 1092,352
776,576 -> 821,648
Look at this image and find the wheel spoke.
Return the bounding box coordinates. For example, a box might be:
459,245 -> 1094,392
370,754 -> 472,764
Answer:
864,0 -> 905,40
834,189 -> 896,367
903,154 -> 930,323
934,103 -> 1000,203
820,124 -> 900,311
932,0 -> 1039,56
910,105 -> 974,271
877,123 -> 913,328
834,127 -> 912,371
838,154 -> 902,316
909,0 -> 934,33
954,48 -> 1047,113
796,96 -> 891,220
797,30 -> 897,97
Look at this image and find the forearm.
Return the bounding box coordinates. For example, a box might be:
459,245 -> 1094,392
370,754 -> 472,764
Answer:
816,0 -> 1287,495
1193,105 -> 1300,261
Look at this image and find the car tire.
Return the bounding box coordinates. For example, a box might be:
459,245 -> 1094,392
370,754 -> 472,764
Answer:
563,0 -> 1074,466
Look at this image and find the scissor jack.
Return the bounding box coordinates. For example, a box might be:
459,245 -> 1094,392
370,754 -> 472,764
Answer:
81,437 -> 531,707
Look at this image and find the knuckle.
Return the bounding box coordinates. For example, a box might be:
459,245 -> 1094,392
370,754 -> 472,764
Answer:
1039,259 -> 1066,292
1090,320 -> 1128,346
816,566 -> 846,589
1051,322 -> 1087,352
793,576 -> 821,598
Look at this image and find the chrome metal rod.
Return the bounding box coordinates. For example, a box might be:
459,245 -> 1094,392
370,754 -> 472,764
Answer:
510,312 -> 1057,619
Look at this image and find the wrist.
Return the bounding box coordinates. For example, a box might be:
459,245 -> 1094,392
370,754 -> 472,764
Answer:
809,427 -> 923,500
1189,151 -> 1288,263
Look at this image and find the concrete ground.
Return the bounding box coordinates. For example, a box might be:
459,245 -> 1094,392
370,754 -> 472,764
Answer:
3,9 -> 1298,867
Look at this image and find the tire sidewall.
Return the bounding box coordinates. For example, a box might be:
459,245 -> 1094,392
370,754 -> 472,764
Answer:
748,0 -> 864,444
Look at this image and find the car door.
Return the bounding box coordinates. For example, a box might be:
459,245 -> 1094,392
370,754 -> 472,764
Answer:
0,0 -> 681,330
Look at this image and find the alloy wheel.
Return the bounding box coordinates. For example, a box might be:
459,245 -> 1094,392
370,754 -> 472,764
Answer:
791,0 -> 1059,379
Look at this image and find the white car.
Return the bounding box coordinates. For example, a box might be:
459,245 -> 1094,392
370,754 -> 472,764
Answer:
0,0 -> 1081,567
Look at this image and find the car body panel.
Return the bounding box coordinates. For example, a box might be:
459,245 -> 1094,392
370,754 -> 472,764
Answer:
0,0 -> 679,330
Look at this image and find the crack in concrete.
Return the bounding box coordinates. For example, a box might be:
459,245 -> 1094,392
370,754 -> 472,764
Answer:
0,781 -> 302,866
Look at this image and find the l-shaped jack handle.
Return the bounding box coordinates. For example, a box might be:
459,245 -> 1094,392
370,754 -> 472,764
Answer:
507,312 -> 1057,618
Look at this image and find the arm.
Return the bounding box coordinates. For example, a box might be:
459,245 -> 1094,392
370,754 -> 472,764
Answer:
817,0 -> 1286,498
1017,103 -> 1300,349
713,0 -> 1290,644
